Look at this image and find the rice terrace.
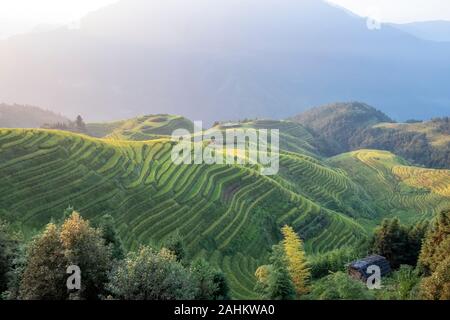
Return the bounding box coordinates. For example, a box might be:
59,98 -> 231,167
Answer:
1,109 -> 449,300
0,0 -> 450,306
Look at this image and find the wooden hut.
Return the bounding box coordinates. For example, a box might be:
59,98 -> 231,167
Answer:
347,255 -> 391,281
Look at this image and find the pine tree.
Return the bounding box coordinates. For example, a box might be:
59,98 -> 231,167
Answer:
0,219 -> 17,294
212,270 -> 230,300
420,256 -> 450,300
98,214 -> 124,260
281,225 -> 310,296
267,244 -> 296,300
75,115 -> 86,132
190,259 -> 218,300
418,210 -> 450,275
163,230 -> 186,263
372,218 -> 409,268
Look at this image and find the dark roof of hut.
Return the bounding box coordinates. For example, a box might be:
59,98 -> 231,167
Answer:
348,255 -> 391,278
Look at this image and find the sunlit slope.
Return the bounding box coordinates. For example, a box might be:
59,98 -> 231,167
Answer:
0,128 -> 367,299
215,119 -> 321,157
277,152 -> 377,220
329,150 -> 450,224
87,114 -> 194,140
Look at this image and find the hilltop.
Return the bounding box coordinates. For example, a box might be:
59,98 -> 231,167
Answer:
292,103 -> 450,169
0,103 -> 68,128
291,102 -> 393,154
86,114 -> 194,140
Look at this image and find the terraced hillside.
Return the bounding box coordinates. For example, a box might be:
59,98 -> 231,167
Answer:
0,128 -> 369,299
329,150 -> 450,226
87,114 -> 194,140
217,120 -> 321,156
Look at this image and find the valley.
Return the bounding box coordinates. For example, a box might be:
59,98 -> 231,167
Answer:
1,106 -> 449,299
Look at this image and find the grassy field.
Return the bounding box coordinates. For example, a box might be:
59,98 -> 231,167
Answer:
1,119 -> 449,299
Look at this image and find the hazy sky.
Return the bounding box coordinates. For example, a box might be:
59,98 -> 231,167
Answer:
328,0 -> 450,23
0,0 -> 449,38
0,0 -> 118,38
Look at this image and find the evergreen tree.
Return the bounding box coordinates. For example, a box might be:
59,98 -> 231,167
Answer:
212,270 -> 230,300
19,224 -> 68,300
281,225 -> 310,296
75,115 -> 86,132
190,259 -> 217,300
418,210 -> 450,275
420,256 -> 450,300
98,214 -> 124,260
163,230 -> 186,263
266,245 -> 296,300
190,259 -> 230,300
405,221 -> 429,266
371,218 -> 426,268
0,220 -> 17,295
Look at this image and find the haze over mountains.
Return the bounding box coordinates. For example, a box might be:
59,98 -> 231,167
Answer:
393,20 -> 450,42
0,0 -> 449,123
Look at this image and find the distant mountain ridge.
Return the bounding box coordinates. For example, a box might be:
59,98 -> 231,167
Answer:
0,103 -> 68,128
292,102 -> 450,169
291,102 -> 393,154
392,20 -> 450,42
1,0 -> 450,123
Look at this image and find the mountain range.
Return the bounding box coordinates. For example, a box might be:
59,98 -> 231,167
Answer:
393,20 -> 450,42
0,103 -> 68,128
0,0 -> 449,124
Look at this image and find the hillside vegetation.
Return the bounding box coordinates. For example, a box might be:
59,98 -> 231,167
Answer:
293,102 -> 450,169
1,117 -> 449,298
86,114 -> 194,140
329,150 -> 450,225
0,127 -> 364,298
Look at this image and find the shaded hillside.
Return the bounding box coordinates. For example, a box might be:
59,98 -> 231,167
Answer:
392,21 -> 450,42
293,103 -> 450,169
291,102 -> 394,154
0,103 -> 68,128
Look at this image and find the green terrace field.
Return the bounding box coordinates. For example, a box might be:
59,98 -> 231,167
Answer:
329,150 -> 450,226
86,114 -> 194,141
1,120 -> 449,298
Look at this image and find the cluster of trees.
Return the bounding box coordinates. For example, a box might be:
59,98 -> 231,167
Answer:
371,218 -> 428,269
431,117 -> 450,134
254,211 -> 449,301
42,115 -> 87,134
0,211 -> 229,300
1,210 -> 449,300
254,226 -> 310,300
371,211 -> 450,300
